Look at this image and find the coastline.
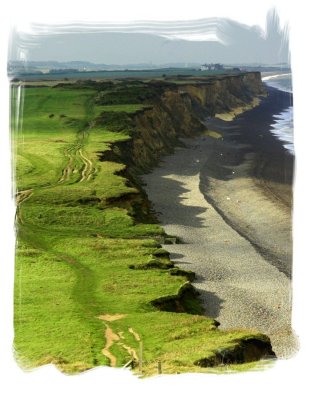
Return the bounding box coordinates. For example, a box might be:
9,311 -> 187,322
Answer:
203,86 -> 293,276
142,86 -> 297,358
14,74 -> 279,373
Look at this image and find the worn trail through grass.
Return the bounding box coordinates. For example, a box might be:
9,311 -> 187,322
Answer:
79,148 -> 95,182
102,325 -> 120,367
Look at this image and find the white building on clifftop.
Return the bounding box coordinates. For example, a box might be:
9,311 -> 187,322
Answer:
200,63 -> 224,71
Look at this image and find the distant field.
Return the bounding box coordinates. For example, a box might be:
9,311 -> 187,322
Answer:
13,79 -> 271,375
11,67 -> 240,82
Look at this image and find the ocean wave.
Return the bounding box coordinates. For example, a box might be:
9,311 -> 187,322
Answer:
263,73 -> 292,94
262,73 -> 292,81
270,106 -> 294,155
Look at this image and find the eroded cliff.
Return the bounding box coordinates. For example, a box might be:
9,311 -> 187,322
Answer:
115,72 -> 266,172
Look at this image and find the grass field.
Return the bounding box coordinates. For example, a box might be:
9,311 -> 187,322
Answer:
12,79 -> 272,376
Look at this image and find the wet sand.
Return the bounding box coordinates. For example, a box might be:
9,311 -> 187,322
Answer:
142,87 -> 298,358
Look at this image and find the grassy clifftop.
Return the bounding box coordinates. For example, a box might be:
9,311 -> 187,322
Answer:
12,75 -> 273,376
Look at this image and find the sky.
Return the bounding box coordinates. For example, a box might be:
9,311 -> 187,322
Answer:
9,9 -> 290,66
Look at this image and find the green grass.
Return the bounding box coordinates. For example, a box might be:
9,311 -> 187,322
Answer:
15,240 -> 108,372
94,104 -> 148,113
13,82 -> 274,376
12,86 -> 95,190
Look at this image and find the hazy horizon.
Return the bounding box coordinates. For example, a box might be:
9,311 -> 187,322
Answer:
9,9 -> 290,66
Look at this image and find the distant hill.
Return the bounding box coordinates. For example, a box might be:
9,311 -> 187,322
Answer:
8,60 -> 290,78
8,60 -> 203,75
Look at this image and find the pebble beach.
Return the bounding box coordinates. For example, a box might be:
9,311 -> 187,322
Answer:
143,86 -> 298,358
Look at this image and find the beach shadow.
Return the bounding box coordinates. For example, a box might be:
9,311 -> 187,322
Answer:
196,289 -> 224,319
168,252 -> 187,260
146,172 -> 210,228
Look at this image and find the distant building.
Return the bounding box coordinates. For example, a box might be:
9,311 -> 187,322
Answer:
200,63 -> 209,71
200,63 -> 224,71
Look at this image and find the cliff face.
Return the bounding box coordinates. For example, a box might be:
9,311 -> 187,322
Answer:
183,72 -> 265,113
108,72 -> 266,172
123,72 -> 266,172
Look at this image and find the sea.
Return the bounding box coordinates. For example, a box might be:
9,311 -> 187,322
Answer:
262,73 -> 294,155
